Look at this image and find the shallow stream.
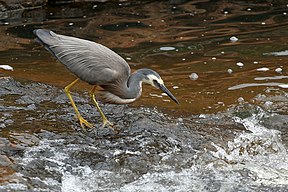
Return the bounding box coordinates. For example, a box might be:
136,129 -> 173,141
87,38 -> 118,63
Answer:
0,1 -> 288,191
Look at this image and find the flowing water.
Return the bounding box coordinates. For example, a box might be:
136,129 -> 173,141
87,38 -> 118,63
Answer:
0,0 -> 288,191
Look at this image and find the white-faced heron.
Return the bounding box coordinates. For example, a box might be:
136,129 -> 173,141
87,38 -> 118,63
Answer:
34,29 -> 178,128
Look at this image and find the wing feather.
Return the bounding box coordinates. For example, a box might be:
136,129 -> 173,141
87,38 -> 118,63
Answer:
34,29 -> 131,85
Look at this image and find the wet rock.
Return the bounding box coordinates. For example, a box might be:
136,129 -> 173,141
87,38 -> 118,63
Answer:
262,114 -> 288,145
0,137 -> 25,157
10,133 -> 40,147
0,154 -> 13,166
1,77 -> 287,191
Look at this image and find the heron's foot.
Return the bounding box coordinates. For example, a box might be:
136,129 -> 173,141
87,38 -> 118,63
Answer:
102,118 -> 114,129
78,116 -> 93,129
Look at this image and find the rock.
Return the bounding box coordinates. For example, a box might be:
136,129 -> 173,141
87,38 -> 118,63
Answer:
0,77 -> 287,191
0,154 -> 13,166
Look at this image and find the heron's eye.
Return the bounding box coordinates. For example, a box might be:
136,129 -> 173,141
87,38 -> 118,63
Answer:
153,79 -> 159,87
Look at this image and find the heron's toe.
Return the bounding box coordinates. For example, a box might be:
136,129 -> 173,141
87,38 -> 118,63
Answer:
102,119 -> 114,129
78,116 -> 93,129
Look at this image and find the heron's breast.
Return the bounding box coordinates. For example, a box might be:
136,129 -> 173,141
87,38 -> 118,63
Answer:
99,91 -> 137,104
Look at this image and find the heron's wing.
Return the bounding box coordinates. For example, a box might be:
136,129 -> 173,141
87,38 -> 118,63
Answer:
34,29 -> 131,85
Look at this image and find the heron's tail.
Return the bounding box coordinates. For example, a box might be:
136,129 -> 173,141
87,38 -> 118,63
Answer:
33,29 -> 61,56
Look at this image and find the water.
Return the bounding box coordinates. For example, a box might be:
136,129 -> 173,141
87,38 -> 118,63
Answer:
0,0 -> 288,191
0,0 -> 287,114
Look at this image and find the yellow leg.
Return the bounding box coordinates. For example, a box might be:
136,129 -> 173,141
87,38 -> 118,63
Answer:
89,86 -> 114,128
65,78 -> 93,129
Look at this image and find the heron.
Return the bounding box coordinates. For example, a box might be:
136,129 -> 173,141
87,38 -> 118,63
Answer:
34,29 -> 178,129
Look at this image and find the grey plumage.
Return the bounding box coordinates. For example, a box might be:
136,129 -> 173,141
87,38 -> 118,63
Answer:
34,29 -> 129,85
34,29 -> 178,105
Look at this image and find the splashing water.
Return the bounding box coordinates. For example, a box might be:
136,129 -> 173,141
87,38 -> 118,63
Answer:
211,110 -> 288,186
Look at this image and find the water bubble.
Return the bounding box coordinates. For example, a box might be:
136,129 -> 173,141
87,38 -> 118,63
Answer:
217,101 -> 224,105
275,68 -> 282,73
237,97 -> 245,103
279,84 -> 288,88
247,8 -> 252,11
0,65 -> 13,71
182,58 -> 186,61
230,36 -> 238,42
253,61 -> 259,64
261,22 -> 266,25
264,101 -> 273,107
257,67 -> 269,71
199,114 -> 206,118
227,69 -> 233,74
68,23 -> 74,26
236,62 -> 244,67
149,93 -> 162,98
173,86 -> 179,89
159,47 -> 175,51
189,73 -> 199,80
212,57 -> 216,60
92,5 -> 98,9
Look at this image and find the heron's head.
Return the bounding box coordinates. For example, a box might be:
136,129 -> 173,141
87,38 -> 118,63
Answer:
142,69 -> 179,104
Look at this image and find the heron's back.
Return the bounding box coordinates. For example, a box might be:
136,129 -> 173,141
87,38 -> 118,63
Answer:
34,29 -> 131,86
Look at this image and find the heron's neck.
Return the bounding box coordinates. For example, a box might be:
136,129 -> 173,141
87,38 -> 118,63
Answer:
125,69 -> 145,99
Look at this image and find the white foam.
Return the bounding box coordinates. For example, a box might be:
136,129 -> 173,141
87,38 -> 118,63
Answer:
211,111 -> 288,186
257,67 -> 269,71
0,65 -> 13,71
236,62 -> 244,67
159,47 -> 176,51
230,36 -> 238,42
228,82 -> 286,90
7,110 -> 288,191
278,84 -> 288,88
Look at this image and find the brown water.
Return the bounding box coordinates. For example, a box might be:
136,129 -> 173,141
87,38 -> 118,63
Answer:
0,0 -> 288,115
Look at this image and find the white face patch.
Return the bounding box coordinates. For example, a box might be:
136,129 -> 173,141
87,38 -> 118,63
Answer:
142,74 -> 164,87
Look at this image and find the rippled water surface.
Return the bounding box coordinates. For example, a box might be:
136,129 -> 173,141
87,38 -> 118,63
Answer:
0,0 -> 286,114
0,0 -> 288,191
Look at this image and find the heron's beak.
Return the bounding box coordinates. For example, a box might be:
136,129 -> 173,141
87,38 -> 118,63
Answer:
158,84 -> 179,104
